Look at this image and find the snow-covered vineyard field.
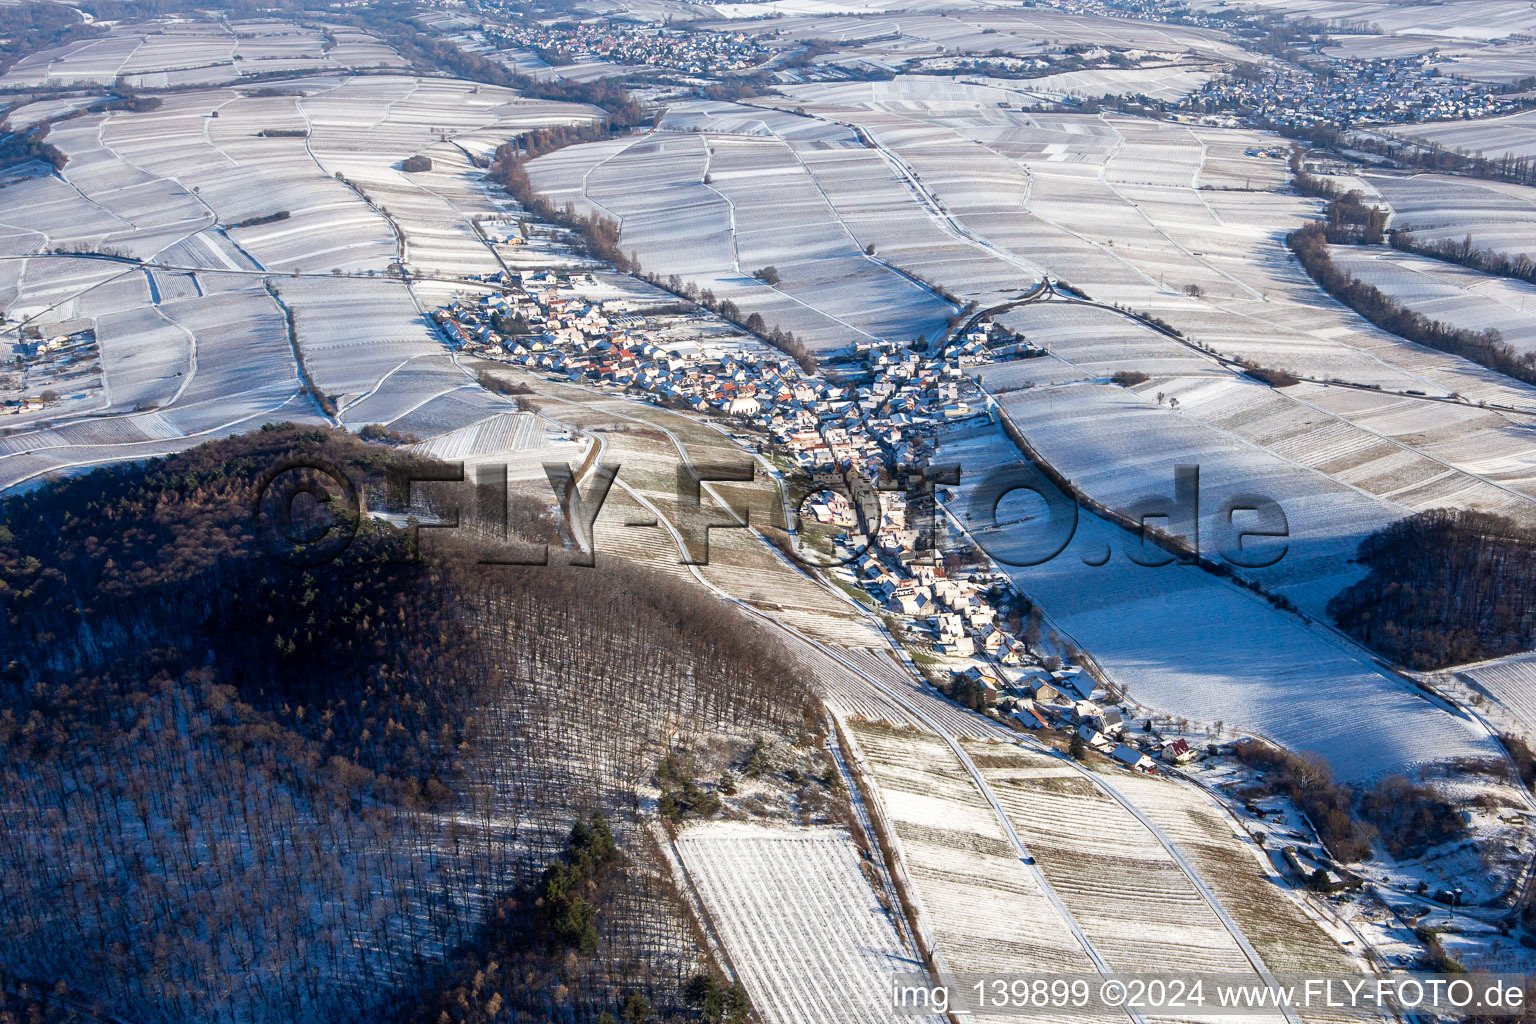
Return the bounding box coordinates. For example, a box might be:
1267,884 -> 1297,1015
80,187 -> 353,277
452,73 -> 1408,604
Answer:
403,409 -> 547,461
1366,173 -> 1536,264
986,301 -> 1217,384
1,23 -> 604,490
940,426 -> 1502,783
1277,380 -> 1536,501
1384,108 -> 1536,163
967,744 -> 1266,982
1105,772 -> 1364,983
840,718 -> 1363,1024
1146,375 -> 1536,512
834,647 -> 1000,740
0,20 -> 405,90
1326,244 -> 1536,356
841,721 -> 1110,1001
528,118 -> 962,352
963,740 -> 1364,1012
991,379 -> 1531,614
1458,652 -> 1536,742
674,822 -> 939,1024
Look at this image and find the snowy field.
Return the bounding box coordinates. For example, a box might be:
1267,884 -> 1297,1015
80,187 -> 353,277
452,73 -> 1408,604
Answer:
963,741 -> 1324,999
992,375 -> 1536,612
1107,771 -> 1364,981
527,121 -> 959,352
939,425 -> 1502,783
1,25 -> 604,490
1149,375 -> 1536,518
0,19 -> 405,89
1385,108 -> 1536,162
675,822 -> 938,1024
842,721 -> 1108,992
1327,245 -> 1536,356
1458,652 -> 1536,743
992,301 -> 1216,380
1282,382 -> 1536,502
1367,173 -> 1536,263
494,376 -> 883,643
994,381 -> 1403,614
842,719 -> 1363,1023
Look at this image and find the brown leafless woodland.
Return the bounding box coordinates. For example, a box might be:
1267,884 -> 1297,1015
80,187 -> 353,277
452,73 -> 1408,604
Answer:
0,426 -> 813,1024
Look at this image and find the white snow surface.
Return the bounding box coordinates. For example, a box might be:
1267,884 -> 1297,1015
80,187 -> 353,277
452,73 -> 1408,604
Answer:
675,821 -> 938,1024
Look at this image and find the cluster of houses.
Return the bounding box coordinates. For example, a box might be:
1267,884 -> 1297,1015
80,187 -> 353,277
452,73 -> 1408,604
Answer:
836,469 -> 1187,775
4,329 -> 95,416
436,269 -> 1183,776
908,45 -> 1185,80
434,274 -> 1027,487
1002,671 -> 1199,772
1190,52 -> 1525,129
1037,0 -> 1527,129
482,20 -> 774,74
434,274 -> 850,426
934,641 -> 1199,774
768,333 -> 1012,478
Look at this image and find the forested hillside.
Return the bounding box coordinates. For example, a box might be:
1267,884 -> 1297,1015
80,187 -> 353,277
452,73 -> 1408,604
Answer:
0,425 -> 812,1024
1329,508 -> 1536,668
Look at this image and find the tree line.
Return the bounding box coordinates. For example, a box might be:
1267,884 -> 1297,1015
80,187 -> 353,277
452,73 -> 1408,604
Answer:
1391,229 -> 1536,287
1232,738 -> 1469,865
1288,220 -> 1535,387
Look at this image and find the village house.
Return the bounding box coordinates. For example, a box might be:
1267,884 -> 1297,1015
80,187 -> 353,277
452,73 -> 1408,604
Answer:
1077,724 -> 1113,751
1160,738 -> 1197,764
1010,702 -> 1050,730
1111,744 -> 1156,772
1088,708 -> 1125,738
